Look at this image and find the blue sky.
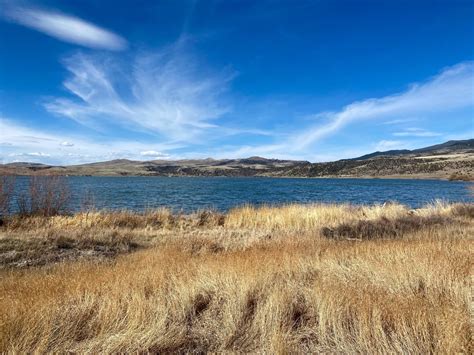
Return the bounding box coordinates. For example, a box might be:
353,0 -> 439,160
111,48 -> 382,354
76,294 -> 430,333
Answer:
0,0 -> 473,164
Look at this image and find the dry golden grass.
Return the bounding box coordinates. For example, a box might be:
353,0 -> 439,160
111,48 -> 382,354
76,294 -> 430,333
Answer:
0,202 -> 473,353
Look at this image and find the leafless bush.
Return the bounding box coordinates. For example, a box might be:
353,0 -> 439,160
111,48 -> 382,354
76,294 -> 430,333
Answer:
196,210 -> 226,227
321,214 -> 450,240
17,176 -> 71,217
0,176 -> 16,218
453,203 -> 474,218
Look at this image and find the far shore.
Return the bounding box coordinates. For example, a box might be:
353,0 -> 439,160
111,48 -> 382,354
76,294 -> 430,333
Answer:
3,172 -> 473,181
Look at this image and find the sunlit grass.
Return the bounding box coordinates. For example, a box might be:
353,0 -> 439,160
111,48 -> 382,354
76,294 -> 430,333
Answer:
0,202 -> 472,352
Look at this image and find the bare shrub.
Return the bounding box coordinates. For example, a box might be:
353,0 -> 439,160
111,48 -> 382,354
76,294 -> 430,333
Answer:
321,214 -> 450,240
452,203 -> 474,218
0,176 -> 15,218
17,176 -> 71,217
196,210 -> 226,227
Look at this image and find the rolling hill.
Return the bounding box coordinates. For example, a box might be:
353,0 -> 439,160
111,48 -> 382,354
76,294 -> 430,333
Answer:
1,139 -> 473,180
352,139 -> 474,160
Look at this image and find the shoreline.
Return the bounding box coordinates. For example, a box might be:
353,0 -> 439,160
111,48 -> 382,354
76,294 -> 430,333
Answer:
4,173 -> 472,181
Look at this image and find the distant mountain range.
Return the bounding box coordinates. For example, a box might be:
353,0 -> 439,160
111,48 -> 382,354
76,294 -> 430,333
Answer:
352,139 -> 474,160
1,139 -> 473,180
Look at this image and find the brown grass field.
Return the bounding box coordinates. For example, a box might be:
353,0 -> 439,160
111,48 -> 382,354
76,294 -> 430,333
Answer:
0,201 -> 473,353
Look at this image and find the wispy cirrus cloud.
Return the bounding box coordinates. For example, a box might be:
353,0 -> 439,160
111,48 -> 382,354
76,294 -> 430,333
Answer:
204,62 -> 473,161
291,61 -> 473,150
3,5 -> 127,50
45,42 -> 235,142
393,128 -> 442,137
382,118 -> 418,125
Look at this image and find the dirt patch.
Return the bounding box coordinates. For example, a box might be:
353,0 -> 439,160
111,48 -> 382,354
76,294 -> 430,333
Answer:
0,231 -> 140,269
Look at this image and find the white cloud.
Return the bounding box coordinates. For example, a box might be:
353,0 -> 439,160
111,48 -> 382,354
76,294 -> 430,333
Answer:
45,44 -> 234,142
382,118 -> 418,125
60,141 -> 74,147
393,128 -> 441,137
140,150 -> 169,158
9,152 -> 51,157
291,61 -> 473,150
4,6 -> 127,50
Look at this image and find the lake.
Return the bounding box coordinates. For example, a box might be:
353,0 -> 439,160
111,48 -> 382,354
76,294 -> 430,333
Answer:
10,176 -> 473,213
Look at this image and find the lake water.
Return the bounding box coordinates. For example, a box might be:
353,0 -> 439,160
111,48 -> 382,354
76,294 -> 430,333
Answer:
11,176 -> 473,213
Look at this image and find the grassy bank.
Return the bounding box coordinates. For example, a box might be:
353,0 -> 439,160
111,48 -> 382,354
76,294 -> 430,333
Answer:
0,202 -> 473,352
